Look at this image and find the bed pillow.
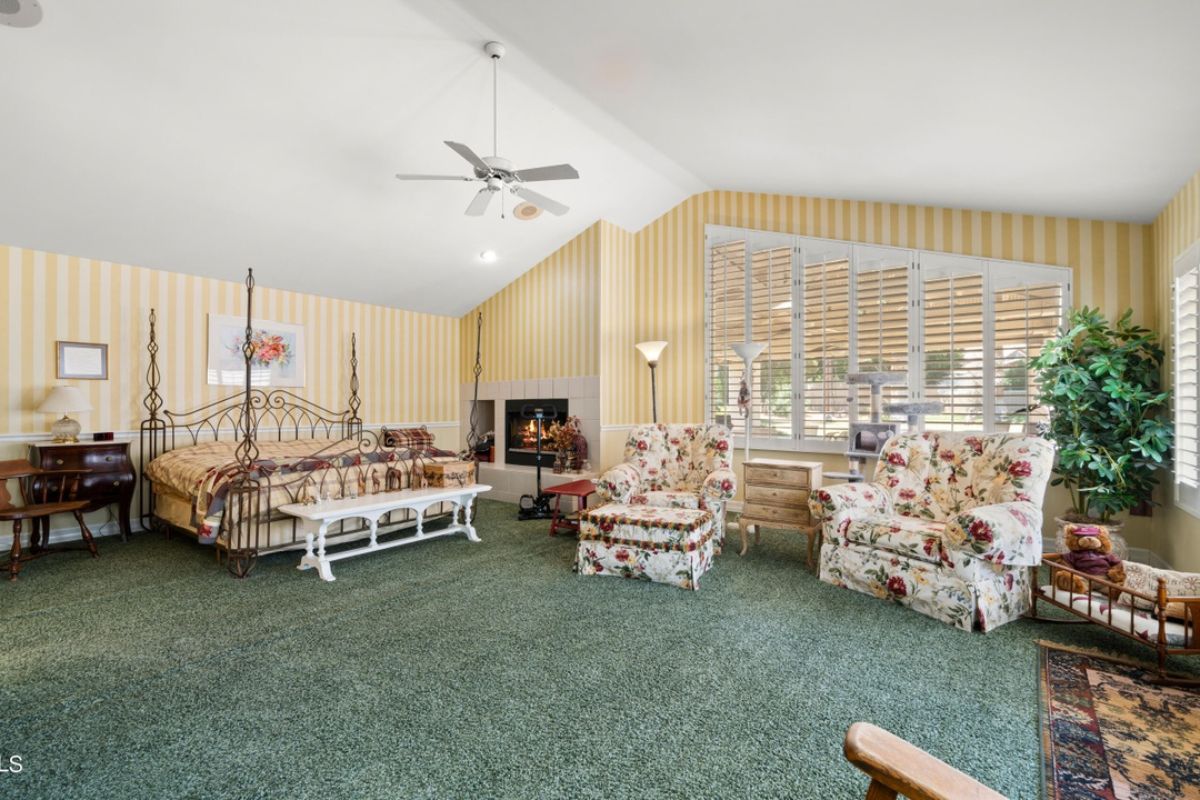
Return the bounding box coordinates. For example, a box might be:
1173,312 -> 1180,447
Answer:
1120,562 -> 1200,621
382,426 -> 435,451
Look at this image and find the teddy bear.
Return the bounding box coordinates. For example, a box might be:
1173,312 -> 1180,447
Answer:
1055,523 -> 1126,594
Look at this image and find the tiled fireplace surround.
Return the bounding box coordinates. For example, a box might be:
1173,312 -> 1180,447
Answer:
460,375 -> 601,503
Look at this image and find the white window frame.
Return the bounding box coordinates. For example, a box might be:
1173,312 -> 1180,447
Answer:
1173,239 -> 1200,518
704,224 -> 1072,453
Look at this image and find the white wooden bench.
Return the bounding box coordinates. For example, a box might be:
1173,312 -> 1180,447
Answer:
279,484 -> 491,582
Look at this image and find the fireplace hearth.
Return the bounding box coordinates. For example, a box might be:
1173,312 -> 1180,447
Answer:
505,399 -> 568,466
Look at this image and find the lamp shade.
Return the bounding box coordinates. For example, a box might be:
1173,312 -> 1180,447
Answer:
730,342 -> 766,362
37,385 -> 92,414
635,340 -> 668,364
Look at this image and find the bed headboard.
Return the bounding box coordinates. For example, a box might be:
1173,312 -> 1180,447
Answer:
139,286 -> 364,463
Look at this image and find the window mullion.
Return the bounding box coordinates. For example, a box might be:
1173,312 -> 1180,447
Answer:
847,246 -> 859,425
911,256 -> 922,402
793,244 -> 804,449
981,265 -> 996,433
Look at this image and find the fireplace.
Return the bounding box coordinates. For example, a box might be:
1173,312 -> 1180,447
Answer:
505,399 -> 568,466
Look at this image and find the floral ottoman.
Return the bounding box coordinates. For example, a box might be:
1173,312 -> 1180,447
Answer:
575,503 -> 715,590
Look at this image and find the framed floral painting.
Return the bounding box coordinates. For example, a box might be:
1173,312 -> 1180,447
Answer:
206,314 -> 305,387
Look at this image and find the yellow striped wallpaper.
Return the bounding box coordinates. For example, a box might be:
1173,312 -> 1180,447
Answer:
1155,169 -> 1200,337
598,221 -> 639,426
459,222 -> 602,384
0,245 -> 460,436
1153,169 -> 1200,571
632,190 -> 1154,425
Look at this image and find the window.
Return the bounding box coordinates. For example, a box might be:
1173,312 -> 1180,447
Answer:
707,239 -> 747,439
919,255 -> 985,432
750,241 -> 794,441
705,225 -> 1071,451
801,241 -> 851,441
992,273 -> 1067,432
1175,241 -> 1200,515
855,246 -> 912,418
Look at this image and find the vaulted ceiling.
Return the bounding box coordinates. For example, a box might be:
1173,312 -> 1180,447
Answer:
2,0 -> 1198,316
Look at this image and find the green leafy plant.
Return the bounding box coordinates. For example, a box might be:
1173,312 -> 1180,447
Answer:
1030,307 -> 1173,522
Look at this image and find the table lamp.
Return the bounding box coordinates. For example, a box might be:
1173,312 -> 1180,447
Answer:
38,385 -> 91,442
635,340 -> 668,423
730,342 -> 766,463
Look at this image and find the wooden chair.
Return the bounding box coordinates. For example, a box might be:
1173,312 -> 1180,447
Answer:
843,722 -> 1007,800
0,459 -> 98,580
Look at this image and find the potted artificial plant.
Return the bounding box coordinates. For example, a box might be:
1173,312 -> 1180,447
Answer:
1030,307 -> 1173,541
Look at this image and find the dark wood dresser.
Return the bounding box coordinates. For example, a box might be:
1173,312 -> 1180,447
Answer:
27,440 -> 135,540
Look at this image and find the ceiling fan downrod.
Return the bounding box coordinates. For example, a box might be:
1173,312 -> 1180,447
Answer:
486,41 -> 504,158
394,40 -> 579,218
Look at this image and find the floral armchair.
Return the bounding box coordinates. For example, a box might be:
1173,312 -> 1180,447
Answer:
595,424 -> 736,548
810,432 -> 1055,632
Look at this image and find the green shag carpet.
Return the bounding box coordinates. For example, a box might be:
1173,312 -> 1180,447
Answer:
2,499 -> 1194,799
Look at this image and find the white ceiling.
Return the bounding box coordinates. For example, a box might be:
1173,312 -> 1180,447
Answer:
3,1 -> 1199,317
458,0 -> 1200,224
0,0 -> 700,316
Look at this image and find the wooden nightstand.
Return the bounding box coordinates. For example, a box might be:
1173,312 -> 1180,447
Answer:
739,458 -> 823,567
27,440 -> 135,541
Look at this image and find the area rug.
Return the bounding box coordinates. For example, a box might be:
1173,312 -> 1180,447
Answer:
1039,640 -> 1200,800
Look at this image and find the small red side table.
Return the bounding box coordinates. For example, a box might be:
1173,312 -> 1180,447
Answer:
544,479 -> 597,537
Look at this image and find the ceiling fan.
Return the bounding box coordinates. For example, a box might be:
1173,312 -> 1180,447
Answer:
396,41 -> 580,218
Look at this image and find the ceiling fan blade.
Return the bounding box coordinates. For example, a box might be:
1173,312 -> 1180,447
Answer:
465,188 -> 495,216
395,173 -> 474,181
444,141 -> 490,173
514,163 -> 580,182
513,186 -> 569,216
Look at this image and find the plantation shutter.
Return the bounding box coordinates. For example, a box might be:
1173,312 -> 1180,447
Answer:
1175,242 -> 1200,512
854,245 -> 913,421
706,237 -> 748,438
748,237 -> 795,442
800,239 -> 852,441
920,254 -> 985,432
990,265 -> 1069,432
704,224 -> 1074,450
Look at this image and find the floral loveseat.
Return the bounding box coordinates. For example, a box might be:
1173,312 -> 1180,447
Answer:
811,432 -> 1055,632
595,424 -> 736,549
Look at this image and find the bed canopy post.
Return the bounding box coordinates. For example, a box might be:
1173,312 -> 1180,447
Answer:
466,310 -> 484,453
227,268 -> 262,578
234,269 -> 260,471
348,332 -> 362,438
139,308 -> 165,528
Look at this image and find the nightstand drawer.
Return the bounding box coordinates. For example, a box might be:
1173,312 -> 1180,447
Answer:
744,464 -> 812,487
741,503 -> 811,528
79,474 -> 132,496
746,484 -> 809,507
81,449 -> 126,471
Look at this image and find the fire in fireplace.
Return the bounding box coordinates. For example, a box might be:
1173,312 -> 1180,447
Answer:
505,399 -> 568,466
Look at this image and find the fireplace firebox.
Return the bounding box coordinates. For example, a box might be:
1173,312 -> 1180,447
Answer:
505,399 -> 568,466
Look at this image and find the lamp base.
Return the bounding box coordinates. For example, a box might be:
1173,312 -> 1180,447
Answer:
50,415 -> 81,443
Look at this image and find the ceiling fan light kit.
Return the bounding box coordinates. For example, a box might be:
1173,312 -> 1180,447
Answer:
513,202 -> 542,221
1,0 -> 43,27
396,41 -> 580,219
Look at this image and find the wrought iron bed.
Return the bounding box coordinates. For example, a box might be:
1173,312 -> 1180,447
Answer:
139,269 -> 451,577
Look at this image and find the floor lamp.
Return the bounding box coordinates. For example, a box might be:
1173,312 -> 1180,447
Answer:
635,341 -> 668,423
731,342 -> 766,463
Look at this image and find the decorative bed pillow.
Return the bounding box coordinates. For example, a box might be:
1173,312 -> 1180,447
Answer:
1120,561 -> 1200,621
383,426 -> 435,450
